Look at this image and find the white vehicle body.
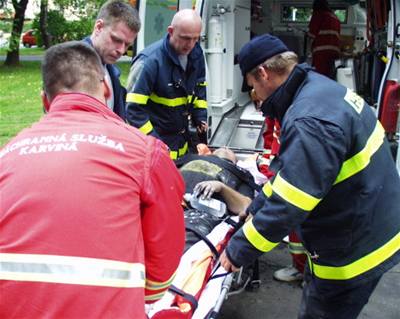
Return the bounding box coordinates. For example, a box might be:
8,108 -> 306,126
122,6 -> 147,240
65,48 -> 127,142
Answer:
134,0 -> 399,170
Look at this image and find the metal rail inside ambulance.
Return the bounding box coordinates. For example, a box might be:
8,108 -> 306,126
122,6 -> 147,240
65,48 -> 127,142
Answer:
132,0 -> 400,172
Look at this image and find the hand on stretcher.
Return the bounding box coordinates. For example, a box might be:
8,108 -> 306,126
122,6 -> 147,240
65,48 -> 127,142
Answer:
220,250 -> 240,273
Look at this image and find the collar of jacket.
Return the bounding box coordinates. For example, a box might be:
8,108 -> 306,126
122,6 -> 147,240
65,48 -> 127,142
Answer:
261,63 -> 310,122
49,92 -> 123,122
162,34 -> 203,68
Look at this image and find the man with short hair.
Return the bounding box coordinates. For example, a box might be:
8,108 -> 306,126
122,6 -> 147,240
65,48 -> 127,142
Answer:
220,34 -> 400,319
85,0 -> 141,120
0,41 -> 185,319
126,9 -> 208,160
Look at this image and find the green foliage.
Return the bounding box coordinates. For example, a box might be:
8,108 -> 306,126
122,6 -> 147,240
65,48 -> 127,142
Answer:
32,10 -> 94,46
32,10 -> 68,45
23,20 -> 33,32
66,18 -> 94,41
55,0 -> 106,19
0,19 -> 12,33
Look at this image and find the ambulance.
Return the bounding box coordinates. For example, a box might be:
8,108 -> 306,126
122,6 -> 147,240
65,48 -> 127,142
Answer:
132,0 -> 400,170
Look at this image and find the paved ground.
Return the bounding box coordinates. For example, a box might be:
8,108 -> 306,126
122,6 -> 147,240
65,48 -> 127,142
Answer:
219,243 -> 400,319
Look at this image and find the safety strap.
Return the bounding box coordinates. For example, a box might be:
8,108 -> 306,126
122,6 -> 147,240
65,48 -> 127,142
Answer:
168,284 -> 198,311
224,217 -> 241,229
185,226 -> 220,259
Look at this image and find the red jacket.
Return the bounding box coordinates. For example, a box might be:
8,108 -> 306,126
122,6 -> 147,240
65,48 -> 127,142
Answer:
308,9 -> 341,55
258,116 -> 280,179
0,93 -> 185,318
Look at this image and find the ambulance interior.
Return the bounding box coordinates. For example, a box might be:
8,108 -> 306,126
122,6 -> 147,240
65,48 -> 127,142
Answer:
199,0 -> 396,160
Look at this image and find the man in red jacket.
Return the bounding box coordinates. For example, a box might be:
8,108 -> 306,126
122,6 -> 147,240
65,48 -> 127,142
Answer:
308,0 -> 341,79
0,41 -> 185,319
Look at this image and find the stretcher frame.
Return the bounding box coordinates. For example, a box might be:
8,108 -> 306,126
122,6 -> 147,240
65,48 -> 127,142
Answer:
148,216 -> 260,319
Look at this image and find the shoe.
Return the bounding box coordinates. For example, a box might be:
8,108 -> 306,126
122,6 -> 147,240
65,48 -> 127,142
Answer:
273,266 -> 304,282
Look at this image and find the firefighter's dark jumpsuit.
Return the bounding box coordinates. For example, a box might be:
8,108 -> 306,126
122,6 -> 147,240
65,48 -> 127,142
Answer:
126,34 -> 207,160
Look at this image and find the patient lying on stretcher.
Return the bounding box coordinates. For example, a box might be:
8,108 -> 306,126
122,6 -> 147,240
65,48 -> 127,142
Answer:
176,148 -> 256,251
147,148 -> 258,318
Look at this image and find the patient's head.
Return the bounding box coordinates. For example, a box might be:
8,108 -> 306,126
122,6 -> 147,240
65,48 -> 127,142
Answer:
213,148 -> 237,164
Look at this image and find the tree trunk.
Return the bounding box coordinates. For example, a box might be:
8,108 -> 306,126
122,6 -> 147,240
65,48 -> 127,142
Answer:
4,0 -> 30,66
39,0 -> 50,48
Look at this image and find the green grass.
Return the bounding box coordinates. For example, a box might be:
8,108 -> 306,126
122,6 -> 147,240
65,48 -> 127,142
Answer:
0,61 -> 43,146
0,47 -> 46,56
0,61 -> 131,147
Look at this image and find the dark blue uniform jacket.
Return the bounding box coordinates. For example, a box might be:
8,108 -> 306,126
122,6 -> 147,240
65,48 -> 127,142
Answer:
227,64 -> 400,285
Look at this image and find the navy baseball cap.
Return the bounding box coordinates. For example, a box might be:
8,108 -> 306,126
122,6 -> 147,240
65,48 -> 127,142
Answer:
238,34 -> 288,91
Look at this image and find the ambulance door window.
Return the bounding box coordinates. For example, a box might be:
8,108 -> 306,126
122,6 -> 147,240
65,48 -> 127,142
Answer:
143,0 -> 178,47
281,5 -> 347,23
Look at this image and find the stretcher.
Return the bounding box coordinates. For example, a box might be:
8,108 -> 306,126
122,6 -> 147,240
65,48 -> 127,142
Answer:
147,216 -> 260,319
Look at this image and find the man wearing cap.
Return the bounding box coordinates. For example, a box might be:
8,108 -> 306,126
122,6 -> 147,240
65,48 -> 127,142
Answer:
220,34 -> 400,318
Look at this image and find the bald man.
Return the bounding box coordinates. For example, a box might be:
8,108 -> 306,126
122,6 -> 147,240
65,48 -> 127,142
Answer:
126,9 -> 208,160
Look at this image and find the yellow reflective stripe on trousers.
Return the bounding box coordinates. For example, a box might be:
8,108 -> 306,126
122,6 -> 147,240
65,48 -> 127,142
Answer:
243,219 -> 279,252
194,99 -> 207,109
170,142 -> 188,160
149,93 -> 187,107
0,253 -> 145,288
288,242 -> 306,255
272,173 -> 321,211
126,93 -> 149,105
334,121 -> 385,185
311,231 -> 400,280
145,270 -> 176,291
139,120 -> 153,135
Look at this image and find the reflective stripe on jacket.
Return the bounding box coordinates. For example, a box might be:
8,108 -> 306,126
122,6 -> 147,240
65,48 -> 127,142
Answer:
0,253 -> 145,288
126,34 -> 207,158
227,64 -> 400,283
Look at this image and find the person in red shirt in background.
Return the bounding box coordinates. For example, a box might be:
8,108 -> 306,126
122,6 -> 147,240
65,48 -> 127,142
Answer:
308,0 -> 341,79
251,89 -> 281,180
0,41 -> 185,319
251,87 -> 306,283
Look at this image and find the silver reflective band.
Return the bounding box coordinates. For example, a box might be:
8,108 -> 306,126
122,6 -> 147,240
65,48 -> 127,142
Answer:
0,253 -> 145,288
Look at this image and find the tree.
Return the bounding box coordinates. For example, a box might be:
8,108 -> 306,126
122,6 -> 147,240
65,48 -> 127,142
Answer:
33,10 -> 93,45
4,0 -> 29,66
39,0 -> 51,48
